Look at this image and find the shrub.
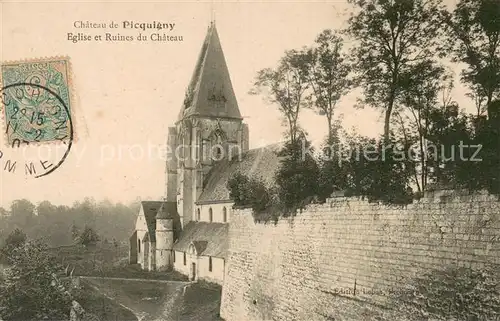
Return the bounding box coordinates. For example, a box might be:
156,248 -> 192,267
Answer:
227,173 -> 277,222
77,226 -> 100,247
0,240 -> 71,321
0,228 -> 27,264
275,139 -> 320,215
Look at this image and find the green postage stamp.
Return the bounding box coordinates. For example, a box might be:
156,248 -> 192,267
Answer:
0,57 -> 73,146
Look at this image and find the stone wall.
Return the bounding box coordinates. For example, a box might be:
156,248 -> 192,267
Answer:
220,190 -> 500,321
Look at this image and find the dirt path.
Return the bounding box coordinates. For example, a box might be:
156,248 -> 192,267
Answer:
81,277 -> 190,321
81,276 -> 189,285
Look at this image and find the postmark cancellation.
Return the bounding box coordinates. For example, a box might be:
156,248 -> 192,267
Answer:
0,57 -> 74,147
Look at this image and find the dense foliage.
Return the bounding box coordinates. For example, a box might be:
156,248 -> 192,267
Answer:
0,240 -> 71,321
246,0 -> 500,216
0,198 -> 138,248
77,226 -> 101,247
275,139 -> 321,215
0,229 -> 27,264
227,173 -> 277,222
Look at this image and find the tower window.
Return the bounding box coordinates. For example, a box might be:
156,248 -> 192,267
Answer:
197,208 -> 201,221
215,146 -> 222,159
138,240 -> 141,253
173,251 -> 176,262
183,252 -> 187,266
223,207 -> 227,223
209,208 -> 213,222
209,256 -> 213,272
202,140 -> 209,162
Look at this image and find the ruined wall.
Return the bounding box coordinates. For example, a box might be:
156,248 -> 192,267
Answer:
220,190 -> 500,321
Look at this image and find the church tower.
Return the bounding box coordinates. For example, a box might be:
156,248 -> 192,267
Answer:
165,21 -> 249,228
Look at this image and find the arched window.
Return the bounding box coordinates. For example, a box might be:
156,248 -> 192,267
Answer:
209,208 -> 213,222
223,207 -> 227,223
183,252 -> 187,265
197,208 -> 201,221
215,146 -> 222,159
209,256 -> 213,272
138,240 -> 141,253
173,251 -> 176,262
212,134 -> 223,161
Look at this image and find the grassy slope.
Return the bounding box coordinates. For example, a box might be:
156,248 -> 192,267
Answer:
53,244 -> 223,320
82,278 -> 186,320
50,243 -> 188,281
178,281 -> 224,321
72,282 -> 138,321
82,279 -> 225,321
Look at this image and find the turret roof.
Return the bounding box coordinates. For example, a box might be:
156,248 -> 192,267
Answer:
156,201 -> 176,219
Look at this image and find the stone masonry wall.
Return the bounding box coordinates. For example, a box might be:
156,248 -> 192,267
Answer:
220,190 -> 500,321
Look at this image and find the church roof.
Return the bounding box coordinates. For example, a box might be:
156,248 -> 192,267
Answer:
173,222 -> 229,258
178,22 -> 242,121
141,201 -> 165,242
197,144 -> 283,203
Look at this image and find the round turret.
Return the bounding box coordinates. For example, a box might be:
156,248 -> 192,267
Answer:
155,202 -> 175,271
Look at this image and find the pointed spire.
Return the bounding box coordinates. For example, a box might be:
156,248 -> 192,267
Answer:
210,2 -> 216,25
177,22 -> 242,121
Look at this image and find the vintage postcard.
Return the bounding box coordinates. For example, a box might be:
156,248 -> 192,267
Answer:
0,1 -> 499,321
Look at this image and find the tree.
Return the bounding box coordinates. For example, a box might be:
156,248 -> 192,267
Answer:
0,207 -> 8,217
444,0 -> 500,118
317,120 -> 349,200
0,240 -> 71,321
78,226 -> 100,247
396,61 -> 452,192
340,133 -> 415,204
71,224 -> 80,242
250,49 -> 311,145
9,199 -> 35,229
422,102 -> 472,189
0,229 -> 27,264
227,173 -> 276,222
305,29 -> 352,142
275,138 -> 321,215
347,0 -> 445,142
36,201 -> 57,217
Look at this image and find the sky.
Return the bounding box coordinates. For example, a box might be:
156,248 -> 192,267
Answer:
0,0 -> 469,207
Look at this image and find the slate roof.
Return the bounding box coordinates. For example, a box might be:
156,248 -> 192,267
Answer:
198,143 -> 283,203
177,22 -> 242,121
173,222 -> 229,258
141,201 -> 165,243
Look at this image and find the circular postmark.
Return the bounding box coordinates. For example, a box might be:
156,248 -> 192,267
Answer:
0,82 -> 73,178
